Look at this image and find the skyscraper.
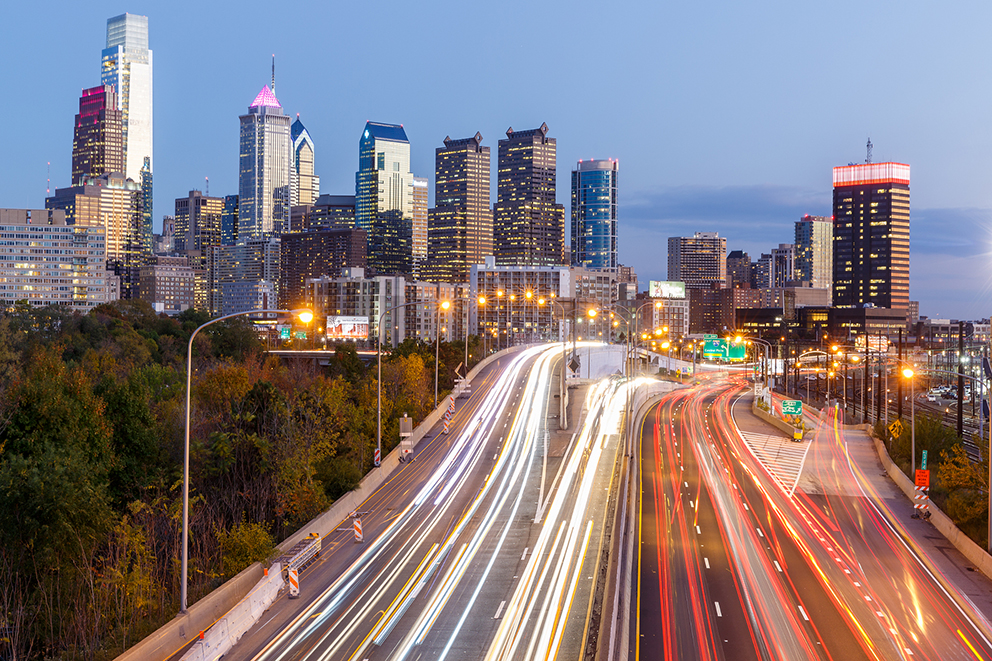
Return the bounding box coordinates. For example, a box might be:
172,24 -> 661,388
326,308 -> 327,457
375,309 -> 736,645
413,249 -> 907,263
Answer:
71,85 -> 123,184
667,232 -> 727,291
426,133 -> 493,284
355,121 -> 414,276
770,243 -> 794,288
794,214 -> 833,302
140,156 -> 153,258
726,250 -> 751,289
570,159 -> 618,269
222,195 -> 239,246
494,124 -> 565,266
832,162 -> 910,311
101,13 -> 152,183
412,176 -> 429,277
291,114 -> 319,207
174,190 -> 223,254
239,84 -> 291,240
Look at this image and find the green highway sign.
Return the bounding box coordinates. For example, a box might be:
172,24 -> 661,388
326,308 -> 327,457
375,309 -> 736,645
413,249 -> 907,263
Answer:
922,450 -> 928,470
782,400 -> 802,416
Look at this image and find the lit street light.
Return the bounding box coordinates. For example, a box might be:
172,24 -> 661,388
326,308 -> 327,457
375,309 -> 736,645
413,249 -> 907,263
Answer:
182,307 -> 311,614
903,367 -> 916,475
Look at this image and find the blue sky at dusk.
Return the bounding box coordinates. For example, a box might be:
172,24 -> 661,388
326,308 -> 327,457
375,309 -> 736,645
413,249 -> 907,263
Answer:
2,0 -> 991,319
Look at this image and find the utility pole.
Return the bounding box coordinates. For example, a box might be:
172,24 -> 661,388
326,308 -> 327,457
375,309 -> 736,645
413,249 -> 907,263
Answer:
958,320 -> 965,438
898,329 -> 904,420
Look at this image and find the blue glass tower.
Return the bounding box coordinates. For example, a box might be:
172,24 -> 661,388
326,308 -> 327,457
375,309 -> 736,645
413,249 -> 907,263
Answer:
570,159 -> 618,269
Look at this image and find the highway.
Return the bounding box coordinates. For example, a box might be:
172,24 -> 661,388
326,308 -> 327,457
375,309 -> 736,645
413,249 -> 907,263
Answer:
225,342 -> 637,661
633,372 -> 992,660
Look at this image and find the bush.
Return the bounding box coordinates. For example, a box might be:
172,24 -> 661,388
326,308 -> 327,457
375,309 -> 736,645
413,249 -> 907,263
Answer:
215,518 -> 275,578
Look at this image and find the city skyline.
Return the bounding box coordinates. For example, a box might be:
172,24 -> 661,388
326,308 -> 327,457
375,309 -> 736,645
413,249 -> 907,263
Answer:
2,1 -> 991,318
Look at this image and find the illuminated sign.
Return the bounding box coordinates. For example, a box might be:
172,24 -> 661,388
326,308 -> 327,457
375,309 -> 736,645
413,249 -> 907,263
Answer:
649,281 -> 686,299
832,162 -> 910,188
702,338 -> 747,361
326,315 -> 369,340
854,334 -> 890,353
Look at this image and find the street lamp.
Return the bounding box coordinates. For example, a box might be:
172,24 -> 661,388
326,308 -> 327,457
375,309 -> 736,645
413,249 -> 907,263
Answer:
435,300 -> 451,409
903,367 -> 916,475
181,307 -> 311,613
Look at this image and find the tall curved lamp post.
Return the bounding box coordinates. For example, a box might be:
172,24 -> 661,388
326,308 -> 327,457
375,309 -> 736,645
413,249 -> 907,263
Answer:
903,367 -> 916,475
181,307 -> 312,614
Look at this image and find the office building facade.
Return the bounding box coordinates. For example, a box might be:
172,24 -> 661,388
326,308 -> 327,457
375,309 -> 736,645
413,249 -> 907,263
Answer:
222,195 -> 239,246
412,176 -> 429,276
138,255 -> 196,314
278,229 -> 368,310
239,85 -> 291,240
426,133 -> 493,284
355,121 -> 415,276
71,85 -> 123,184
306,194 -> 356,231
832,162 -> 910,312
46,172 -> 142,298
794,215 -> 833,303
667,232 -> 726,290
174,190 -> 223,254
101,13 -> 152,183
0,209 -> 117,310
494,124 -> 565,267
570,159 -> 618,269
726,250 -> 751,290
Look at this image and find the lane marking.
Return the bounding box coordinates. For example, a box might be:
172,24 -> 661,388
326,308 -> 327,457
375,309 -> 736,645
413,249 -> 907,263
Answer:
521,547 -> 529,561
696,526 -> 701,534
494,600 -> 506,619
773,560 -> 783,572
798,605 -> 809,621
704,557 -> 710,569
714,602 -> 722,617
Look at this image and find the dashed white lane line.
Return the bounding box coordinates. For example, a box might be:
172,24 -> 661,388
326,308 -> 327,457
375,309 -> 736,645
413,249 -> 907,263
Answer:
715,602 -> 722,617
798,605 -> 809,621
521,547 -> 529,561
704,557 -> 710,569
696,526 -> 701,534
494,600 -> 506,619
773,560 -> 783,572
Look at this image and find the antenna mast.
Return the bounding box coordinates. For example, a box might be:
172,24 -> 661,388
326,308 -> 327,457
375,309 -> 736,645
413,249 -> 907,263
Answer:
205,176 -> 209,197
46,161 -> 50,196
866,138 -> 873,164
271,54 -> 275,94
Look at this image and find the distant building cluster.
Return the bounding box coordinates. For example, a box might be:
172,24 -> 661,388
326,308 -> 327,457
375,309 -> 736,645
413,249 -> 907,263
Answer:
2,14 -> 980,349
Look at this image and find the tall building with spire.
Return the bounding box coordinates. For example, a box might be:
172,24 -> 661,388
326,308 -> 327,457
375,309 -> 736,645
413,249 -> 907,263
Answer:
291,114 -> 319,207
239,78 -> 291,240
425,133 -> 493,284
101,13 -> 152,183
570,159 -> 618,269
355,121 -> 414,276
494,123 -> 565,266
71,85 -> 123,184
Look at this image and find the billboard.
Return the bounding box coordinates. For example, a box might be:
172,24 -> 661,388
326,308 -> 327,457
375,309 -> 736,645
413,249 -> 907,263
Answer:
326,316 -> 369,341
854,334 -> 889,353
649,281 -> 687,299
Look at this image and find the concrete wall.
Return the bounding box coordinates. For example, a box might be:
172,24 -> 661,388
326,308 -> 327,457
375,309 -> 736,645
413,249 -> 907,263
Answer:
870,432 -> 992,582
116,345 -> 517,661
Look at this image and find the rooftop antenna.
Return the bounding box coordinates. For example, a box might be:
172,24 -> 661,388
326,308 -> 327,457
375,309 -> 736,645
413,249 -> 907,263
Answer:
866,137 -> 873,164
271,54 -> 275,94
46,161 -> 50,196
205,176 -> 209,197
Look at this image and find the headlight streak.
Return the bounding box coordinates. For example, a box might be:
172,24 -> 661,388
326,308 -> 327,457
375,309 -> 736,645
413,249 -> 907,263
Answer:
485,377 -> 646,661
252,347 -> 546,661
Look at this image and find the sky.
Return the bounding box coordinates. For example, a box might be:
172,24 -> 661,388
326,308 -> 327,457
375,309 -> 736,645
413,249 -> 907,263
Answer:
2,0 -> 991,320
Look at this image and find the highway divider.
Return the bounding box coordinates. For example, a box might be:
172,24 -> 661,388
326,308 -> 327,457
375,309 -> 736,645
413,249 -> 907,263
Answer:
114,345 -> 517,661
178,563 -> 284,661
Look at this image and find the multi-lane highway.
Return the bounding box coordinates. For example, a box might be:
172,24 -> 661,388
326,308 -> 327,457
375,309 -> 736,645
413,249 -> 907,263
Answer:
633,372 -> 992,660
223,342 -> 642,661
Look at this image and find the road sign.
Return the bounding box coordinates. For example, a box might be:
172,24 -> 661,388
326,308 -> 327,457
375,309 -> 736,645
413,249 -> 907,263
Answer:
915,469 -> 930,488
888,420 -> 903,439
288,568 -> 300,598
921,450 -> 928,470
782,400 -> 802,416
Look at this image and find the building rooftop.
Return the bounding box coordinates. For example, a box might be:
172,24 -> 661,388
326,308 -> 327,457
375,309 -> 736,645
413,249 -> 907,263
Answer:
250,85 -> 282,110
363,121 -> 408,143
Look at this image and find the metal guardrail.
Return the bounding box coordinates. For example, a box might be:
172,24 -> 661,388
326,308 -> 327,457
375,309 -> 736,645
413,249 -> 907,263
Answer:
279,532 -> 321,575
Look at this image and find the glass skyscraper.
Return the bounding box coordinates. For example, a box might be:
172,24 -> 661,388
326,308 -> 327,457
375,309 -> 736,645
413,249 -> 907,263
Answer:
239,85 -> 291,240
355,121 -> 414,276
570,159 -> 618,269
101,13 -> 152,183
291,115 -> 319,207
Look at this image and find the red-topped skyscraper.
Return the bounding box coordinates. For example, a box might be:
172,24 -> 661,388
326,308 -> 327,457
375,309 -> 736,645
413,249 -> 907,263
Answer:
831,162 -> 910,313
71,85 -> 123,185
